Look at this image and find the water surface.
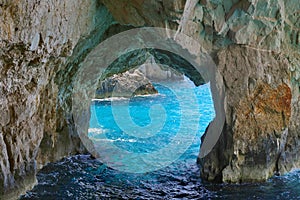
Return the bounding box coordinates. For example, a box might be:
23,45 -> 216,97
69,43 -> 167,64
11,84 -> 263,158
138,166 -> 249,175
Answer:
21,80 -> 300,199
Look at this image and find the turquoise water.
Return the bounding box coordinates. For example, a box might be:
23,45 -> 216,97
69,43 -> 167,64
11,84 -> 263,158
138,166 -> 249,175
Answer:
87,80 -> 214,173
21,80 -> 300,199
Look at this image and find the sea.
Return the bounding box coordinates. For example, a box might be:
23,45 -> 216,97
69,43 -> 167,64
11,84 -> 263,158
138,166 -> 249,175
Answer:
21,79 -> 300,199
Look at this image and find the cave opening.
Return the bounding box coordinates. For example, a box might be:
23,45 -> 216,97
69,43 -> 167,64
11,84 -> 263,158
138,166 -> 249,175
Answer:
69,28 -> 226,175
68,27 -> 222,195
20,27 -> 227,199
87,63 -> 216,174
23,79 -> 217,199
71,28 -> 226,166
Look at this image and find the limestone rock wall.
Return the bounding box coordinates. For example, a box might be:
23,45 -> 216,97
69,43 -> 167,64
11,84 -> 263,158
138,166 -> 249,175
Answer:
188,0 -> 300,183
100,0 -> 185,27
203,45 -> 292,182
0,0 -> 114,198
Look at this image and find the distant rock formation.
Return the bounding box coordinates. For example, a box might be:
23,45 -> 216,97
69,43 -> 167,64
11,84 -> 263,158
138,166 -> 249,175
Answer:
95,59 -> 184,99
95,69 -> 158,99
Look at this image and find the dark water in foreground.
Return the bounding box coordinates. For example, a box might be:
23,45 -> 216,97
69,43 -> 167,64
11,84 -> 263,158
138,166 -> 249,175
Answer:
21,81 -> 300,199
20,155 -> 300,199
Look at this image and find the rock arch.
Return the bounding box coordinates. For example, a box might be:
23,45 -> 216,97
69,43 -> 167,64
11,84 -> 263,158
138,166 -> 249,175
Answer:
71,28 -> 225,169
0,1 -> 299,199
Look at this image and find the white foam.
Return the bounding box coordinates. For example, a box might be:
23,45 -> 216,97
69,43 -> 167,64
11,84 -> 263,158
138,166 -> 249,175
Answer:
134,93 -> 163,98
88,128 -> 107,134
90,137 -> 137,143
92,97 -> 129,102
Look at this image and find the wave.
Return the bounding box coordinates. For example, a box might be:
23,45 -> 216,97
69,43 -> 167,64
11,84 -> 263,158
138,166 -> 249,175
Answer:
134,93 -> 164,98
90,137 -> 137,143
92,97 -> 129,102
88,128 -> 108,135
88,128 -> 137,143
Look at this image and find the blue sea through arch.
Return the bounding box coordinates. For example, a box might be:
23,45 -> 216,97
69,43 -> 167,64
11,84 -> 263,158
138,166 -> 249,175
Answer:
88,78 -> 214,170
21,78 -> 300,199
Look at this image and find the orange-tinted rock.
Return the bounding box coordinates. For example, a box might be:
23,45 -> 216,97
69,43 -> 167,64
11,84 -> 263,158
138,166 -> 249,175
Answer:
199,45 -> 295,183
235,82 -> 291,144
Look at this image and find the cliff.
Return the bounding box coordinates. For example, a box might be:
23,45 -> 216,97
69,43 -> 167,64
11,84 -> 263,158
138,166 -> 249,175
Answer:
0,0 -> 299,199
0,1 -> 114,198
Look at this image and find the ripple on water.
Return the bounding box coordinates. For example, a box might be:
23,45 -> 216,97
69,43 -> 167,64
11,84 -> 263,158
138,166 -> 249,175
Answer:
20,154 -> 300,199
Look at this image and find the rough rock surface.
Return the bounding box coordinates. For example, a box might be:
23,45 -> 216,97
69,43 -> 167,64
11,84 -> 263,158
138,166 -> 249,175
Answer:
0,1 -> 114,198
200,45 -> 292,182
0,0 -> 299,199
188,0 -> 300,183
96,69 -> 158,99
139,58 -> 184,82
